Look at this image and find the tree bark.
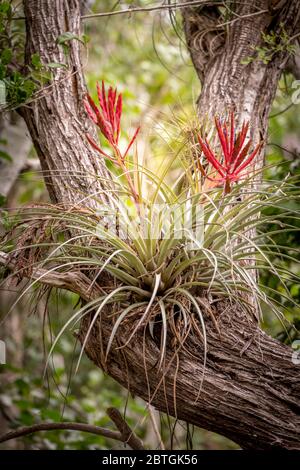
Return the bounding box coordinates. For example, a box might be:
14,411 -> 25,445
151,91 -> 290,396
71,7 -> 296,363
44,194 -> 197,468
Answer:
21,0 -> 109,208
79,301 -> 300,450
18,0 -> 300,450
183,0 -> 300,160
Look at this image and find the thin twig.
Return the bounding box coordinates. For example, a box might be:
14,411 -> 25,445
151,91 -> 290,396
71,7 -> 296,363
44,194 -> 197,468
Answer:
269,102 -> 295,118
148,404 -> 165,450
81,3 -> 269,27
107,407 -> 144,450
0,422 -> 121,444
12,2 -> 222,21
11,2 -> 279,32
267,142 -> 300,158
82,1 -> 221,19
214,9 -> 268,29
287,31 -> 300,44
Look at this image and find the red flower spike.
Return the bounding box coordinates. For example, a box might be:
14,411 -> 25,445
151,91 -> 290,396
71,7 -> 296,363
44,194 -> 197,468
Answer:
84,99 -> 98,125
102,81 -> 108,112
85,95 -> 112,141
232,139 -> 252,172
236,142 -> 263,174
116,94 -> 122,142
84,81 -> 139,158
198,113 -> 262,193
123,126 -> 141,160
85,81 -> 139,157
86,134 -> 112,160
84,81 -> 141,207
229,112 -> 235,156
97,81 -> 108,116
198,136 -> 226,177
215,118 -> 229,164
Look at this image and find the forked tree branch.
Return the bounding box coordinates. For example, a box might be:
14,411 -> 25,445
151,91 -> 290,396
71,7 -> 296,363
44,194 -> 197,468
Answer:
0,422 -> 122,445
0,408 -> 144,450
107,407 -> 144,450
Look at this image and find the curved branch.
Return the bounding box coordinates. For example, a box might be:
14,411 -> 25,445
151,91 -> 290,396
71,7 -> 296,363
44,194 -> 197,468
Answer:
182,3 -> 224,82
1,250 -> 300,451
81,1 -> 222,19
107,407 -> 144,450
0,422 -> 121,444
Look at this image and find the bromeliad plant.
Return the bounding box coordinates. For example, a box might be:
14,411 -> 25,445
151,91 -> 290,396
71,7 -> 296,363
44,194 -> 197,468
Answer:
1,82 -> 300,388
84,81 -> 140,204
197,112 -> 263,194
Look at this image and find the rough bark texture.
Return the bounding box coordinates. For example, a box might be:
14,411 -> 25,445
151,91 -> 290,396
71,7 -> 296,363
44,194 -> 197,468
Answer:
19,0 -> 300,450
21,0 -> 109,207
183,0 -> 300,161
79,303 -> 300,450
1,251 -> 299,449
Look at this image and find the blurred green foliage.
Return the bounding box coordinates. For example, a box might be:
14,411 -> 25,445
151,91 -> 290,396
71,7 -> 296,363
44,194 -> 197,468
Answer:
261,74 -> 300,338
0,0 -> 299,450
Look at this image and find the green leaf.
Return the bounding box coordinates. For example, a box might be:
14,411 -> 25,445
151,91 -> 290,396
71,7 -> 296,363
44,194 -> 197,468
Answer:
0,63 -> 6,80
0,194 -> 6,207
22,79 -> 36,97
0,209 -> 17,230
291,284 -> 300,298
41,408 -> 62,421
47,62 -> 67,69
81,34 -> 90,45
31,53 -> 43,70
0,2 -> 11,15
30,70 -> 51,85
56,31 -> 84,46
1,48 -> 12,65
11,70 -> 22,82
240,57 -> 252,65
0,150 -> 12,161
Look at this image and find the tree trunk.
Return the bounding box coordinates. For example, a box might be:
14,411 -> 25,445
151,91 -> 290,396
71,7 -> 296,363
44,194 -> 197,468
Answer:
183,0 -> 300,162
79,301 -> 300,450
21,0 -> 109,208
20,0 -> 300,449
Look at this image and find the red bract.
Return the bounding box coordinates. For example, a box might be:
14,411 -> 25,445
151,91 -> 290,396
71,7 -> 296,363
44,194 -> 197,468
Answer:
84,81 -> 140,161
84,81 -> 140,204
84,81 -> 122,147
198,112 -> 263,193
